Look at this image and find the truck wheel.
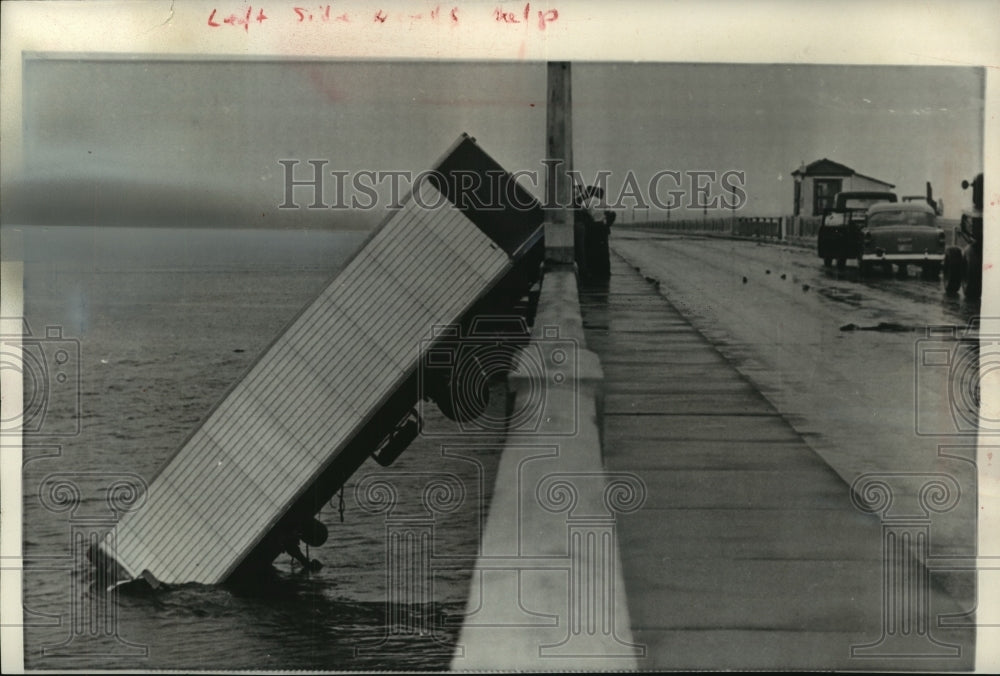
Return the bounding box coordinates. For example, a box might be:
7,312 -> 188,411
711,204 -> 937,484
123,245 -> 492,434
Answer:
964,247 -> 982,299
836,258 -> 847,269
432,376 -> 489,423
823,257 -> 832,268
430,356 -> 490,423
944,247 -> 963,295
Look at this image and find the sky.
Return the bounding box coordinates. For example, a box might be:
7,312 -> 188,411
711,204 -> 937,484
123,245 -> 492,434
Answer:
5,59 -> 984,227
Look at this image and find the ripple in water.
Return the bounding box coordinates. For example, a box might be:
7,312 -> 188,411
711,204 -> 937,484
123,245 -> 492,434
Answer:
20,226 -> 504,670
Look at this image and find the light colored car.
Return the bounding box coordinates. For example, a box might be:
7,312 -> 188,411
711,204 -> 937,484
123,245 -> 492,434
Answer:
860,201 -> 945,278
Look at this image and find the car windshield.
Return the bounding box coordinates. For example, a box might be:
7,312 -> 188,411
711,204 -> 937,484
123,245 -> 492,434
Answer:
868,211 -> 935,228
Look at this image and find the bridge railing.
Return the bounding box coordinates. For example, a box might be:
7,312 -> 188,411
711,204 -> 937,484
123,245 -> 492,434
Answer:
621,215 -> 963,250
632,215 -> 788,240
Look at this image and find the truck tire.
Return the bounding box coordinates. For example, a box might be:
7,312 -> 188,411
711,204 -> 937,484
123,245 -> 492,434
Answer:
944,247 -> 963,295
964,247 -> 981,300
429,357 -> 490,423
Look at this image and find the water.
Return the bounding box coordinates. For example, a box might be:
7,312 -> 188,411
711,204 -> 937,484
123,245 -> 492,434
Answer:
13,225 -> 505,670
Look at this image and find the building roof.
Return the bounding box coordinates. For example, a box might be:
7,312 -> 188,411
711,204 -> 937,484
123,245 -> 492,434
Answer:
791,158 -> 894,188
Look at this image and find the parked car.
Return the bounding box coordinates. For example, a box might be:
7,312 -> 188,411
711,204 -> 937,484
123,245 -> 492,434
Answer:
817,191 -> 897,268
944,173 -> 983,299
860,201 -> 944,278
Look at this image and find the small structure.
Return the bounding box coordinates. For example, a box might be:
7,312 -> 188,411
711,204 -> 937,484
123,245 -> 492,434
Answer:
792,159 -> 895,218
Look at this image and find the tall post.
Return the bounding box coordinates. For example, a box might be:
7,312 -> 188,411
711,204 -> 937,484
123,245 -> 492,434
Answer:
545,61 -> 575,265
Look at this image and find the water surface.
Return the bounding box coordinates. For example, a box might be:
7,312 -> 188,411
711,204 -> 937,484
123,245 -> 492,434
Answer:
15,225 -> 502,670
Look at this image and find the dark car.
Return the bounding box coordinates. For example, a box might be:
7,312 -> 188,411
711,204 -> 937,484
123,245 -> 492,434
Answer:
817,191 -> 897,268
860,202 -> 945,278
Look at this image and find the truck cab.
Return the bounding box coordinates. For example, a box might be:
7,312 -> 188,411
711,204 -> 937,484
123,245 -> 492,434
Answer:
817,191 -> 897,268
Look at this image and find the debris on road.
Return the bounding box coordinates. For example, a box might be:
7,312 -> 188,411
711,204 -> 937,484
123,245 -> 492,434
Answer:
839,322 -> 913,332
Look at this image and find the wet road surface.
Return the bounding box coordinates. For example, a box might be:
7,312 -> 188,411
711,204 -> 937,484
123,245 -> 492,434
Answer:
611,229 -> 979,561
578,247 -> 976,669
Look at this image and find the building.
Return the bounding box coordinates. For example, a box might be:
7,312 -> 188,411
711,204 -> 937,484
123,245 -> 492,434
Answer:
791,159 -> 895,218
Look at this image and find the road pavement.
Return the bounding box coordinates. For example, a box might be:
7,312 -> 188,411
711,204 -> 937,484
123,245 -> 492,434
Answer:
611,229 -> 978,561
575,238 -> 978,669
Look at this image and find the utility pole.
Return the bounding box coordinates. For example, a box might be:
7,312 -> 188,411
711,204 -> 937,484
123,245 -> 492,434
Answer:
545,62 -> 574,265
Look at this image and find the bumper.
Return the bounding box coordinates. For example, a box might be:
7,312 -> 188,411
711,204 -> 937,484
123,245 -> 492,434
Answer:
860,252 -> 945,263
